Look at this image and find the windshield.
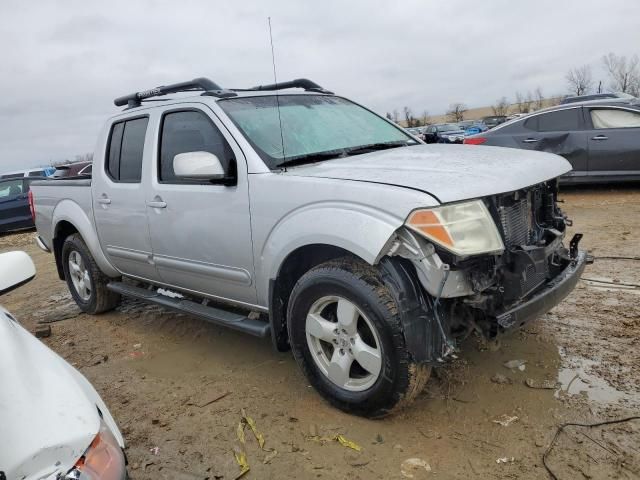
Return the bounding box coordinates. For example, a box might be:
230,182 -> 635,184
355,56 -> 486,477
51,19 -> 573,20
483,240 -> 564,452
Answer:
219,95 -> 415,168
436,124 -> 460,132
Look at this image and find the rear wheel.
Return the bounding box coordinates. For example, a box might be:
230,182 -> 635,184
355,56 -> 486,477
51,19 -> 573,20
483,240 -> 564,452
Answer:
287,257 -> 431,417
62,233 -> 120,314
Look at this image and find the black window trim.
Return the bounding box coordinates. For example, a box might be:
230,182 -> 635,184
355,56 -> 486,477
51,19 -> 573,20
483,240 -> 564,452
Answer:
104,114 -> 150,184
156,107 -> 237,185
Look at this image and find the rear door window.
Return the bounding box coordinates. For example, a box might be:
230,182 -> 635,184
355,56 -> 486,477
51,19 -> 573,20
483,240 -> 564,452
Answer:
590,108 -> 640,129
526,109 -> 581,132
106,117 -> 148,182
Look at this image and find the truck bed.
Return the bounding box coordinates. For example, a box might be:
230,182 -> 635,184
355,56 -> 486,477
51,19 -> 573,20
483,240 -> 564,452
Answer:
30,178 -> 93,250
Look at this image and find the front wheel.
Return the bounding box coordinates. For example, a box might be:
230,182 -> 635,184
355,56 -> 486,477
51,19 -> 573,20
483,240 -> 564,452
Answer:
287,257 -> 431,417
61,233 -> 120,314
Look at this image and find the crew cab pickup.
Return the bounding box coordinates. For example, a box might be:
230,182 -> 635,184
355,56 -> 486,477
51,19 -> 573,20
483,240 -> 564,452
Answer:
30,77 -> 587,417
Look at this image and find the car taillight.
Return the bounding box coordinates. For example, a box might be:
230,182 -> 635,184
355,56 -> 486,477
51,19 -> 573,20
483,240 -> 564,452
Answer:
28,190 -> 36,222
463,137 -> 487,145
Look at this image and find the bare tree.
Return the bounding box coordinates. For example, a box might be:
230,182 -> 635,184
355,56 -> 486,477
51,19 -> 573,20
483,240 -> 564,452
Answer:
392,109 -> 399,123
386,112 -> 393,121
602,52 -> 640,96
533,87 -> 545,110
491,97 -> 509,116
403,106 -> 417,127
515,91 -> 533,113
565,65 -> 593,96
420,110 -> 431,126
75,153 -> 93,163
446,103 -> 467,122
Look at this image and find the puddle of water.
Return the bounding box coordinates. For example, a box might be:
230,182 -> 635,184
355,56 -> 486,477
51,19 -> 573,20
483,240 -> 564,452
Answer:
556,347 -> 636,405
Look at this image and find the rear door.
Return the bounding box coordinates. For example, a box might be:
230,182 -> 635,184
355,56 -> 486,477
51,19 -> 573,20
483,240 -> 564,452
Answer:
145,106 -> 257,306
585,106 -> 640,177
0,179 -> 31,231
510,107 -> 588,178
92,116 -> 161,281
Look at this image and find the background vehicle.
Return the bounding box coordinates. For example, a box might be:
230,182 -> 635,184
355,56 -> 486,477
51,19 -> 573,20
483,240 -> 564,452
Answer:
31,77 -> 585,417
482,115 -> 508,128
0,251 -> 126,480
560,92 -> 636,104
0,167 -> 54,179
51,161 -> 92,179
465,100 -> 640,183
423,123 -> 466,143
457,120 -> 488,136
0,177 -> 41,233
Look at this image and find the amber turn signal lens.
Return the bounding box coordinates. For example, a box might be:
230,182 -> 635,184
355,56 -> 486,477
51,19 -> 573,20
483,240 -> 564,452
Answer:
406,210 -> 454,247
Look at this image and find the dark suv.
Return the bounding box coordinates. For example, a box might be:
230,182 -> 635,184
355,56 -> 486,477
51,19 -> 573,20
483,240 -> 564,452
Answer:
465,100 -> 640,183
0,177 -> 41,233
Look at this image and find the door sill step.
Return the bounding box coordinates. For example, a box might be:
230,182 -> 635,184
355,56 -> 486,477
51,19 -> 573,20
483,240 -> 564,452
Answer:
107,281 -> 270,338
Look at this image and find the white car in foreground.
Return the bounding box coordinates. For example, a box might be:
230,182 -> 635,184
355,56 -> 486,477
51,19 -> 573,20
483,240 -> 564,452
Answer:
0,251 -> 126,480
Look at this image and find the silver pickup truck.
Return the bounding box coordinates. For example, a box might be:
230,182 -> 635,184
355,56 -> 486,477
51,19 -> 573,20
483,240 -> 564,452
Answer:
31,77 -> 587,417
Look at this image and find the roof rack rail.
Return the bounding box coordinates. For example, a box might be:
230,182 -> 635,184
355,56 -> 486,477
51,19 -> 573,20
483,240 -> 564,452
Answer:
235,78 -> 333,94
114,77 -> 237,108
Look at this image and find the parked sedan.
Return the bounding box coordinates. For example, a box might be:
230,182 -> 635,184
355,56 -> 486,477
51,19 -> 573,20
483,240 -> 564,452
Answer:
465,100 -> 640,183
0,177 -> 41,233
423,123 -> 466,143
0,251 -> 127,480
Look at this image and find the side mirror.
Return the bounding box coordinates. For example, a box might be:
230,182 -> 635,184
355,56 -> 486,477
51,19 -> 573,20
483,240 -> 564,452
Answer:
173,151 -> 225,180
0,251 -> 36,295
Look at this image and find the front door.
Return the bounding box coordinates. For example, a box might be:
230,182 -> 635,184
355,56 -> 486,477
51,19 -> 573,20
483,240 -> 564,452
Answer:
93,116 -> 160,281
586,107 -> 640,176
146,106 -> 257,307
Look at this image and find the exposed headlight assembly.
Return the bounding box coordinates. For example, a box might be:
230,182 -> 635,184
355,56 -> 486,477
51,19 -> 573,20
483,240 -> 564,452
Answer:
405,200 -> 504,256
64,419 -> 126,480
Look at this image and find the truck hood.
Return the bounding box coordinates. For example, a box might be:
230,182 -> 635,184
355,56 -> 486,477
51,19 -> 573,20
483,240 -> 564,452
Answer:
0,307 -> 124,479
283,144 -> 571,203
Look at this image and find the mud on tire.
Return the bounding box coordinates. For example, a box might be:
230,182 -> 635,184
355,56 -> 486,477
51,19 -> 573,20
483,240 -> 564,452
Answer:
287,257 -> 431,418
61,233 -> 120,314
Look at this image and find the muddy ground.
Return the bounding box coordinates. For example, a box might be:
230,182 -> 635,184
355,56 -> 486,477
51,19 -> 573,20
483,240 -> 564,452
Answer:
2,186 -> 639,480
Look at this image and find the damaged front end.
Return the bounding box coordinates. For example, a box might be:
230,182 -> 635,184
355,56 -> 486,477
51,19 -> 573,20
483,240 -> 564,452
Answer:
385,179 -> 587,364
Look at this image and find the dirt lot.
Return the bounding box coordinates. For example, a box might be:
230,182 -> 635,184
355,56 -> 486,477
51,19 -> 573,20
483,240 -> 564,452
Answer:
2,186 -> 639,480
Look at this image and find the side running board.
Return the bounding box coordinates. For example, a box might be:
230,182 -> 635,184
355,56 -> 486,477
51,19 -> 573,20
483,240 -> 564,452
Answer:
107,282 -> 270,338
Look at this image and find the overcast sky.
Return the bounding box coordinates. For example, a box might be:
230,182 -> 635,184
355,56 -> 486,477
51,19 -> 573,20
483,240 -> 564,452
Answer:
1,0 -> 639,170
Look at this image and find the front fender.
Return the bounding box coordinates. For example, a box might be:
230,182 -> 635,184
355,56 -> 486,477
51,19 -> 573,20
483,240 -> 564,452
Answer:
52,200 -> 119,278
258,201 -> 403,304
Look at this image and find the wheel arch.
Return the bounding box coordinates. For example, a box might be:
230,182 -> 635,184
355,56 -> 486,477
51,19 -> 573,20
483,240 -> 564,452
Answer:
268,244 -> 365,351
51,201 -> 119,280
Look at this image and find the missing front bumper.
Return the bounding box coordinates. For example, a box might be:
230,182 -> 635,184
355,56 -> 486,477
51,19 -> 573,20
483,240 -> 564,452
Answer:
493,250 -> 587,330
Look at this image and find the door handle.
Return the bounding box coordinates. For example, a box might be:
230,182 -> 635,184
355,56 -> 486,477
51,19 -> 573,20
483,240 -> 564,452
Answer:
147,200 -> 167,209
97,197 -> 111,205
522,138 -> 538,143
591,135 -> 608,141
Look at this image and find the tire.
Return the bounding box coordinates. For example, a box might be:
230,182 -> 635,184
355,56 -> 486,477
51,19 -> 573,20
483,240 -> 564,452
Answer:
61,233 -> 120,314
287,257 -> 431,417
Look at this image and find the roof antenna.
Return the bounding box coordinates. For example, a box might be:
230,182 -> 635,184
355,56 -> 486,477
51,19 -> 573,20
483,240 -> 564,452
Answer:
268,17 -> 287,169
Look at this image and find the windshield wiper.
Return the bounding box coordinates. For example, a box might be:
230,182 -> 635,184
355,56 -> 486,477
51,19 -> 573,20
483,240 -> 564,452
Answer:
343,141 -> 413,156
277,150 -> 346,169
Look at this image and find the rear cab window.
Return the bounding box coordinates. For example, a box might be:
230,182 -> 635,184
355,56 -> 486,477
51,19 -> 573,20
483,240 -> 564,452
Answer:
106,117 -> 149,183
